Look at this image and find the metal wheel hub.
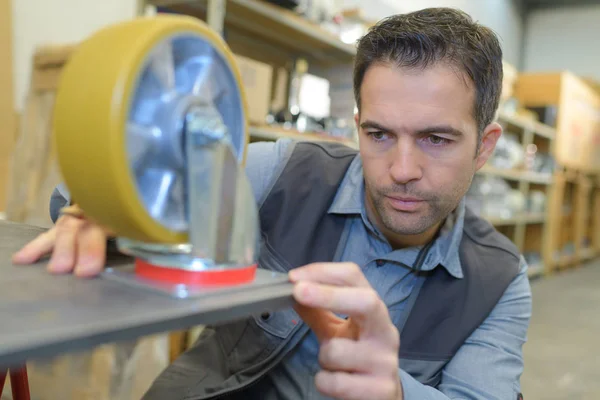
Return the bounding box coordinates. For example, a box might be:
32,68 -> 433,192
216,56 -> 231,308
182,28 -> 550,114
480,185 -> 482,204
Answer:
52,15 -> 264,295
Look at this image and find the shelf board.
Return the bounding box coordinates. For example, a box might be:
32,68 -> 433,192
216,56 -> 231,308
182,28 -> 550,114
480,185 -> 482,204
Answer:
249,125 -> 358,148
527,262 -> 544,279
497,111 -> 556,140
531,120 -> 556,140
522,212 -> 547,224
484,212 -> 546,227
559,254 -> 578,269
581,247 -> 597,262
149,0 -> 356,64
478,164 -> 553,185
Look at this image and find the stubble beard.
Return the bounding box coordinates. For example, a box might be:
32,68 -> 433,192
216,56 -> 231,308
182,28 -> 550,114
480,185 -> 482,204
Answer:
366,182 -> 462,236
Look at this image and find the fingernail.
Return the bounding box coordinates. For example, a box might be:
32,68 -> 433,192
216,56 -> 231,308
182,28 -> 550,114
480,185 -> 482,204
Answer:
294,281 -> 313,301
289,268 -> 306,282
47,264 -> 65,274
75,259 -> 101,277
76,259 -> 94,272
75,266 -> 96,278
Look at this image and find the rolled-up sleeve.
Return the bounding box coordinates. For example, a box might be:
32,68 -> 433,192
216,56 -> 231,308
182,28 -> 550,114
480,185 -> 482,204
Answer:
243,138 -> 295,204
398,256 -> 532,399
47,139 -> 295,223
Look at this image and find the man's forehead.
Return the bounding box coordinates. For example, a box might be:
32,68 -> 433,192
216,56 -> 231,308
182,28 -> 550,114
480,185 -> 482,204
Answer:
362,62 -> 474,97
359,63 -> 477,125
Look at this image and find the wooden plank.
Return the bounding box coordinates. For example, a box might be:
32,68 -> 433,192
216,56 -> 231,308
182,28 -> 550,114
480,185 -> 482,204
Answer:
477,164 -> 553,185
524,224 -> 543,253
559,254 -> 578,269
531,120 -> 556,140
573,175 -> 592,266
593,187 -> 600,253
0,0 -> 16,211
514,179 -> 531,252
580,247 -> 596,262
169,331 -> 189,363
544,171 -> 566,273
495,225 -> 516,244
5,90 -> 60,228
32,67 -> 64,91
514,222 -> 526,252
497,110 -> 529,132
527,263 -> 544,279
497,110 -> 556,140
149,0 -> 356,65
485,212 -> 546,227
486,216 -> 518,227
33,44 -> 76,69
249,125 -> 358,148
559,183 -> 576,271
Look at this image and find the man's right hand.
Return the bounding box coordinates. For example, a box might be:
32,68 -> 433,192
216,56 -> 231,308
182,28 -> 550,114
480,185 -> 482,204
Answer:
12,215 -> 110,278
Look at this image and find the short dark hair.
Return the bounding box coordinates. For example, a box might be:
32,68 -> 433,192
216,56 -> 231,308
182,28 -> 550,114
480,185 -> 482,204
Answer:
353,7 -> 503,137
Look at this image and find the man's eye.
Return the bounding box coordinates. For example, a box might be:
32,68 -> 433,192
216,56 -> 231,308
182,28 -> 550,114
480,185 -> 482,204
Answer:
427,135 -> 450,145
369,131 -> 387,141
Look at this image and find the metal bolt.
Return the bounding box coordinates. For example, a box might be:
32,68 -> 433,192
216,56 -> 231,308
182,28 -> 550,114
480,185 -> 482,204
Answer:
174,284 -> 189,298
185,107 -> 228,144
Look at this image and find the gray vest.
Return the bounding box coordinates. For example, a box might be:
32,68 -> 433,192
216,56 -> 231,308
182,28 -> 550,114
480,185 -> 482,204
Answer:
143,142 -> 521,399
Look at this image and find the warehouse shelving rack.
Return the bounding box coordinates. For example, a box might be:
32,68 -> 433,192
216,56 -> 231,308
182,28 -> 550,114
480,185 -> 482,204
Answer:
481,110 -> 557,278
514,72 -> 600,273
142,0 -> 356,64
548,168 -> 600,272
141,0 -> 359,149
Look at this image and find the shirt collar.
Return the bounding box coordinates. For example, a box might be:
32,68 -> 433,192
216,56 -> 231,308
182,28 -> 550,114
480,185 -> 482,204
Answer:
328,155 -> 464,279
429,199 -> 465,279
328,155 -> 364,215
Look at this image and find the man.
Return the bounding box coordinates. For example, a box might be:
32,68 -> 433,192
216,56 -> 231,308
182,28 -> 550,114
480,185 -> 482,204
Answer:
13,7 -> 531,400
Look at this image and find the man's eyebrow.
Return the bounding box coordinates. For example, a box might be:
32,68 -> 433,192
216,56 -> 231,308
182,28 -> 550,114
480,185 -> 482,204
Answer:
360,121 -> 464,137
415,126 -> 464,137
359,120 -> 392,132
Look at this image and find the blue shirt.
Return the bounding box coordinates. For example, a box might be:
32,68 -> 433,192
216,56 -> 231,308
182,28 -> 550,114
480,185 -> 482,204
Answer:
243,139 -> 532,400
53,138 -> 532,399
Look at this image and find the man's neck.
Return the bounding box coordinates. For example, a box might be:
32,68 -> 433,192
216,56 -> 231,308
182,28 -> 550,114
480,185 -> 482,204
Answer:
382,219 -> 443,250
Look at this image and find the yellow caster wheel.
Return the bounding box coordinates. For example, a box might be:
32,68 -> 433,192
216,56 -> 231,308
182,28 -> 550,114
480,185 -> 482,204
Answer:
53,15 -> 249,244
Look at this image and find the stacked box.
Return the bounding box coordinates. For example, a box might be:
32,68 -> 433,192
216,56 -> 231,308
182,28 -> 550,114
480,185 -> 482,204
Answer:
515,71 -> 600,172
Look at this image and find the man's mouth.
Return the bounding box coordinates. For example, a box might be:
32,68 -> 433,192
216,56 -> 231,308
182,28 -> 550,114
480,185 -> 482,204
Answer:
385,195 -> 425,212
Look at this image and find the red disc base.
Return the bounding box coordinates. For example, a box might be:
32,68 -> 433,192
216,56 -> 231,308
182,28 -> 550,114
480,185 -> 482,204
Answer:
134,259 -> 258,287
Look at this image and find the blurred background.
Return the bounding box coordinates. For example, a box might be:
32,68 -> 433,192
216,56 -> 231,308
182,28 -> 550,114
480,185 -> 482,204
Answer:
0,0 -> 599,399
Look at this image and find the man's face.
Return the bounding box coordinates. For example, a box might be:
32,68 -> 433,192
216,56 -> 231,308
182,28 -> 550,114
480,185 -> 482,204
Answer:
356,63 -> 501,242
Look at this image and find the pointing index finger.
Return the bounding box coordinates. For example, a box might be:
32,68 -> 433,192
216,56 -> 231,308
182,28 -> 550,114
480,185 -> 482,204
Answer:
289,262 -> 370,288
290,263 -> 397,344
294,281 -> 396,345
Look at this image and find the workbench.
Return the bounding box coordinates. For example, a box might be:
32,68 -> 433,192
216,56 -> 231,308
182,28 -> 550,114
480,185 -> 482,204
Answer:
0,220 -> 295,369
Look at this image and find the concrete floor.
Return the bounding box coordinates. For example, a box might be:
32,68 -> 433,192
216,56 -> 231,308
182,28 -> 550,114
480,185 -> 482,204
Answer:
521,259 -> 600,400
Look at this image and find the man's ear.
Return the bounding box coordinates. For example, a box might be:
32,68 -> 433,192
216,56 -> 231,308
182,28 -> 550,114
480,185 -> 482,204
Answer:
475,122 -> 503,170
354,112 -> 360,131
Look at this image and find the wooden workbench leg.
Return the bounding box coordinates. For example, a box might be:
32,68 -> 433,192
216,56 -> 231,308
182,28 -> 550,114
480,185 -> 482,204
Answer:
9,366 -> 31,400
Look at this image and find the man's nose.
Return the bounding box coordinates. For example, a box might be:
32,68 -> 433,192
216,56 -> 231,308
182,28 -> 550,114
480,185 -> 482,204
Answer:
389,138 -> 423,184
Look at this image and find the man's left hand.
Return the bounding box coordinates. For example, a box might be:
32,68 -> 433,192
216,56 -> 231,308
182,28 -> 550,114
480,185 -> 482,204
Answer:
289,262 -> 403,400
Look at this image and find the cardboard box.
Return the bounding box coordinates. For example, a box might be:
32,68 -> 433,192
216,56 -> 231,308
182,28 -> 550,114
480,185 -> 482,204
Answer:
583,78 -> 600,172
515,71 -> 600,172
501,60 -> 518,102
271,66 -> 289,113
234,54 -> 273,126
